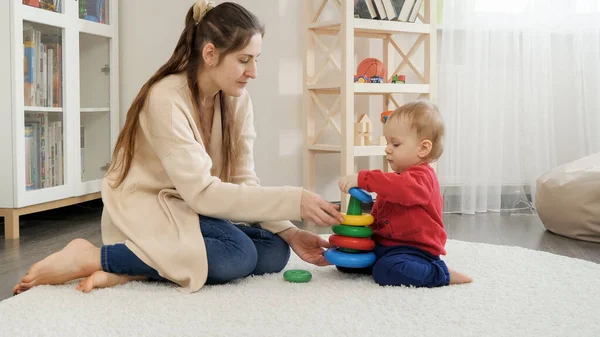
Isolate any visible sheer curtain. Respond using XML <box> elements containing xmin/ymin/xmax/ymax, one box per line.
<box><xmin>436</xmin><ymin>0</ymin><xmax>600</xmax><ymax>214</ymax></box>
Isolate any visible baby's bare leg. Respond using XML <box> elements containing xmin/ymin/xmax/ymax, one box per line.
<box><xmin>76</xmin><ymin>271</ymin><xmax>147</xmax><ymax>293</ymax></box>
<box><xmin>448</xmin><ymin>267</ymin><xmax>472</xmax><ymax>285</ymax></box>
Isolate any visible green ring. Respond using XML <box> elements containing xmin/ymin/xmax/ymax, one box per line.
<box><xmin>283</xmin><ymin>269</ymin><xmax>312</xmax><ymax>283</ymax></box>
<box><xmin>338</xmin><ymin>247</ymin><xmax>363</xmax><ymax>253</ymax></box>
<box><xmin>332</xmin><ymin>225</ymin><xmax>372</xmax><ymax>238</ymax></box>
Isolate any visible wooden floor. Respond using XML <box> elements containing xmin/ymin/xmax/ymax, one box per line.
<box><xmin>2</xmin><ymin>200</ymin><xmax>599</xmax><ymax>301</ymax></box>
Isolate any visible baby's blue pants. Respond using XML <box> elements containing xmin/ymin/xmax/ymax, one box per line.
<box><xmin>337</xmin><ymin>244</ymin><xmax>450</xmax><ymax>287</ymax></box>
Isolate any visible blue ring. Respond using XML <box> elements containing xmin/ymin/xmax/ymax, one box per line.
<box><xmin>324</xmin><ymin>248</ymin><xmax>376</xmax><ymax>268</ymax></box>
<box><xmin>349</xmin><ymin>187</ymin><xmax>372</xmax><ymax>203</ymax></box>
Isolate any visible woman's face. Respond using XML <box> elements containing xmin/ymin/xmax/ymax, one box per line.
<box><xmin>209</xmin><ymin>33</ymin><xmax>262</xmax><ymax>97</ymax></box>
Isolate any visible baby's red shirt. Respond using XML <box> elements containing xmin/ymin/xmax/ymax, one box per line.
<box><xmin>357</xmin><ymin>163</ymin><xmax>447</xmax><ymax>256</ymax></box>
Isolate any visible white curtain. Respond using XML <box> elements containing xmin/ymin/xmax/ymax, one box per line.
<box><xmin>437</xmin><ymin>0</ymin><xmax>600</xmax><ymax>214</ymax></box>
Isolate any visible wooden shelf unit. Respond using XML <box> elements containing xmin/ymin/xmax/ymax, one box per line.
<box><xmin>303</xmin><ymin>0</ymin><xmax>437</xmax><ymax>211</ymax></box>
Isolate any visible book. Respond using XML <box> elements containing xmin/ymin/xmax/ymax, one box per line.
<box><xmin>408</xmin><ymin>0</ymin><xmax>424</xmax><ymax>23</ymax></box>
<box><xmin>373</xmin><ymin>0</ymin><xmax>388</xmax><ymax>20</ymax></box>
<box><xmin>354</xmin><ymin>0</ymin><xmax>377</xmax><ymax>19</ymax></box>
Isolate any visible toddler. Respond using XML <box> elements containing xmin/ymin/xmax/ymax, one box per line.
<box><xmin>338</xmin><ymin>100</ymin><xmax>472</xmax><ymax>287</ymax></box>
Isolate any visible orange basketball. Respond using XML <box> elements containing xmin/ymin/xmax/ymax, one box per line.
<box><xmin>356</xmin><ymin>58</ymin><xmax>386</xmax><ymax>79</ymax></box>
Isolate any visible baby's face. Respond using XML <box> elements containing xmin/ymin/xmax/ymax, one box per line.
<box><xmin>383</xmin><ymin>118</ymin><xmax>426</xmax><ymax>172</ymax></box>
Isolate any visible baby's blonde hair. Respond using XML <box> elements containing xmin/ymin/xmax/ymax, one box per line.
<box><xmin>387</xmin><ymin>100</ymin><xmax>445</xmax><ymax>162</ymax></box>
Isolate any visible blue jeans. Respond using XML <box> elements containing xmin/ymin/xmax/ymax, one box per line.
<box><xmin>100</xmin><ymin>216</ymin><xmax>291</xmax><ymax>284</ymax></box>
<box><xmin>337</xmin><ymin>244</ymin><xmax>450</xmax><ymax>287</ymax></box>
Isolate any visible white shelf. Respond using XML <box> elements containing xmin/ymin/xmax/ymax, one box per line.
<box><xmin>307</xmin><ymin>84</ymin><xmax>341</xmax><ymax>93</ymax></box>
<box><xmin>21</xmin><ymin>4</ymin><xmax>67</xmax><ymax>29</ymax></box>
<box><xmin>309</xmin><ymin>18</ymin><xmax>432</xmax><ymax>38</ymax></box>
<box><xmin>354</xmin><ymin>145</ymin><xmax>386</xmax><ymax>157</ymax></box>
<box><xmin>80</xmin><ymin>107</ymin><xmax>110</xmax><ymax>113</ymax></box>
<box><xmin>307</xmin><ymin>144</ymin><xmax>341</xmax><ymax>153</ymax></box>
<box><xmin>307</xmin><ymin>83</ymin><xmax>430</xmax><ymax>95</ymax></box>
<box><xmin>307</xmin><ymin>144</ymin><xmax>386</xmax><ymax>157</ymax></box>
<box><xmin>77</xmin><ymin>19</ymin><xmax>114</xmax><ymax>38</ymax></box>
<box><xmin>354</xmin><ymin>83</ymin><xmax>430</xmax><ymax>94</ymax></box>
<box><xmin>24</xmin><ymin>106</ymin><xmax>63</xmax><ymax>112</ymax></box>
<box><xmin>354</xmin><ymin>18</ymin><xmax>432</xmax><ymax>35</ymax></box>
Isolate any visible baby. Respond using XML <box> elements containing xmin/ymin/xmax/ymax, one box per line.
<box><xmin>338</xmin><ymin>100</ymin><xmax>471</xmax><ymax>287</ymax></box>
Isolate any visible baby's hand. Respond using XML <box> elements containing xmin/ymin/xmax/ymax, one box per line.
<box><xmin>338</xmin><ymin>174</ymin><xmax>359</xmax><ymax>193</ymax></box>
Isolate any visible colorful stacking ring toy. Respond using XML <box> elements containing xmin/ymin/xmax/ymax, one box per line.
<box><xmin>325</xmin><ymin>187</ymin><xmax>378</xmax><ymax>270</ymax></box>
<box><xmin>332</xmin><ymin>224</ymin><xmax>372</xmax><ymax>238</ymax></box>
<box><xmin>324</xmin><ymin>248</ymin><xmax>376</xmax><ymax>268</ymax></box>
<box><xmin>329</xmin><ymin>234</ymin><xmax>375</xmax><ymax>251</ymax></box>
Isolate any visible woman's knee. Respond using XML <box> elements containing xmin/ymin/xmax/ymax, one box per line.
<box><xmin>253</xmin><ymin>231</ymin><xmax>290</xmax><ymax>275</ymax></box>
<box><xmin>205</xmin><ymin>231</ymin><xmax>258</xmax><ymax>284</ymax></box>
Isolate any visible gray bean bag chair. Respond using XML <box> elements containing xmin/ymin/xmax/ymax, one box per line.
<box><xmin>535</xmin><ymin>152</ymin><xmax>600</xmax><ymax>243</ymax></box>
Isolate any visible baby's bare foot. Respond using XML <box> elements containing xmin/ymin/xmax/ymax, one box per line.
<box><xmin>13</xmin><ymin>238</ymin><xmax>101</xmax><ymax>294</ymax></box>
<box><xmin>76</xmin><ymin>271</ymin><xmax>146</xmax><ymax>293</ymax></box>
<box><xmin>449</xmin><ymin>267</ymin><xmax>472</xmax><ymax>285</ymax></box>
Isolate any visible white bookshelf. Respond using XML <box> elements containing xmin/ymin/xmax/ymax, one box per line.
<box><xmin>303</xmin><ymin>0</ymin><xmax>437</xmax><ymax>211</ymax></box>
<box><xmin>0</xmin><ymin>0</ymin><xmax>118</xmax><ymax>239</ymax></box>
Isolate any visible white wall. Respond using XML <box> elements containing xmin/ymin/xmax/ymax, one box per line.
<box><xmin>118</xmin><ymin>1</ymin><xmax>191</xmax><ymax>125</ymax></box>
<box><xmin>118</xmin><ymin>0</ymin><xmax>422</xmax><ymax>201</ymax></box>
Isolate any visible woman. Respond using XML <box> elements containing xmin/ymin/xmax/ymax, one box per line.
<box><xmin>13</xmin><ymin>0</ymin><xmax>342</xmax><ymax>294</ymax></box>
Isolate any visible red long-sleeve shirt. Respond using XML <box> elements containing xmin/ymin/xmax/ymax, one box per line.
<box><xmin>357</xmin><ymin>163</ymin><xmax>447</xmax><ymax>256</ymax></box>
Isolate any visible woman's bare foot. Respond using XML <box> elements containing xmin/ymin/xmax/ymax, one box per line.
<box><xmin>76</xmin><ymin>271</ymin><xmax>146</xmax><ymax>293</ymax></box>
<box><xmin>449</xmin><ymin>267</ymin><xmax>472</xmax><ymax>285</ymax></box>
<box><xmin>12</xmin><ymin>238</ymin><xmax>101</xmax><ymax>294</ymax></box>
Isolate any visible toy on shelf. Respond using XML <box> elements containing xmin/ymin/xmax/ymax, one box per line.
<box><xmin>354</xmin><ymin>75</ymin><xmax>368</xmax><ymax>83</ymax></box>
<box><xmin>391</xmin><ymin>74</ymin><xmax>406</xmax><ymax>84</ymax></box>
<box><xmin>379</xmin><ymin>110</ymin><xmax>393</xmax><ymax>145</ymax></box>
<box><xmin>324</xmin><ymin>188</ymin><xmax>376</xmax><ymax>269</ymax></box>
<box><xmin>355</xmin><ymin>114</ymin><xmax>373</xmax><ymax>146</ymax></box>
<box><xmin>354</xmin><ymin>57</ymin><xmax>387</xmax><ymax>83</ymax></box>
<box><xmin>380</xmin><ymin>110</ymin><xmax>392</xmax><ymax>124</ymax></box>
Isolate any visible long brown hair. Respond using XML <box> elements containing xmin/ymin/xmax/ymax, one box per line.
<box><xmin>108</xmin><ymin>1</ymin><xmax>265</xmax><ymax>187</ymax></box>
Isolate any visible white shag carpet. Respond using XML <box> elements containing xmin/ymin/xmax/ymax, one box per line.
<box><xmin>1</xmin><ymin>237</ymin><xmax>600</xmax><ymax>337</ymax></box>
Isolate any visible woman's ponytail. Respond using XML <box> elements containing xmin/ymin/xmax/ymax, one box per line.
<box><xmin>193</xmin><ymin>0</ymin><xmax>216</xmax><ymax>24</ymax></box>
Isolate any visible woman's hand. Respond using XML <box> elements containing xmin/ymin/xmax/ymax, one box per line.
<box><xmin>338</xmin><ymin>174</ymin><xmax>359</xmax><ymax>193</ymax></box>
<box><xmin>280</xmin><ymin>228</ymin><xmax>332</xmax><ymax>266</ymax></box>
<box><xmin>301</xmin><ymin>189</ymin><xmax>344</xmax><ymax>226</ymax></box>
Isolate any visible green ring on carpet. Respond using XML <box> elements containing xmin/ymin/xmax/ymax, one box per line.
<box><xmin>332</xmin><ymin>224</ymin><xmax>372</xmax><ymax>238</ymax></box>
<box><xmin>283</xmin><ymin>269</ymin><xmax>312</xmax><ymax>283</ymax></box>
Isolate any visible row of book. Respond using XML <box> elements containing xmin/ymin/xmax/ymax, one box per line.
<box><xmin>23</xmin><ymin>24</ymin><xmax>63</xmax><ymax>108</ymax></box>
<box><xmin>24</xmin><ymin>112</ymin><xmax>63</xmax><ymax>190</ymax></box>
<box><xmin>355</xmin><ymin>0</ymin><xmax>424</xmax><ymax>23</ymax></box>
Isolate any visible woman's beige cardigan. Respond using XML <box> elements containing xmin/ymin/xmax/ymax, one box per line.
<box><xmin>100</xmin><ymin>73</ymin><xmax>302</xmax><ymax>293</ymax></box>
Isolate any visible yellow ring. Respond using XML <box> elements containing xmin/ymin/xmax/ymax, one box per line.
<box><xmin>341</xmin><ymin>214</ymin><xmax>374</xmax><ymax>226</ymax></box>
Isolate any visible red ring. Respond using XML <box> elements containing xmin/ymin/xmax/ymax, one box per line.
<box><xmin>329</xmin><ymin>234</ymin><xmax>375</xmax><ymax>251</ymax></box>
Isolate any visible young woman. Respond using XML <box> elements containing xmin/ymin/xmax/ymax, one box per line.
<box><xmin>13</xmin><ymin>0</ymin><xmax>343</xmax><ymax>294</ymax></box>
